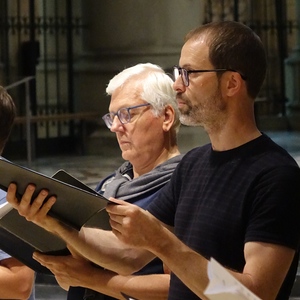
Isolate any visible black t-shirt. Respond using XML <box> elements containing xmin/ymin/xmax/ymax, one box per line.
<box><xmin>148</xmin><ymin>134</ymin><xmax>300</xmax><ymax>300</ymax></box>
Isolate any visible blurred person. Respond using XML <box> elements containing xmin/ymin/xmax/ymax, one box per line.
<box><xmin>0</xmin><ymin>86</ymin><xmax>35</xmax><ymax>299</ymax></box>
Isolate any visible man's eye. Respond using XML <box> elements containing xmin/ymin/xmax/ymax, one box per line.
<box><xmin>129</xmin><ymin>112</ymin><xmax>137</xmax><ymax>117</ymax></box>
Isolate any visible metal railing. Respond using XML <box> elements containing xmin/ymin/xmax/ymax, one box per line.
<box><xmin>5</xmin><ymin>76</ymin><xmax>35</xmax><ymax>167</ymax></box>
<box><xmin>5</xmin><ymin>77</ymin><xmax>100</xmax><ymax>167</ymax></box>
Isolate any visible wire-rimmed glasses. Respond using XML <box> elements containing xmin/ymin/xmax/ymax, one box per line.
<box><xmin>173</xmin><ymin>66</ymin><xmax>246</xmax><ymax>87</ymax></box>
<box><xmin>102</xmin><ymin>103</ymin><xmax>151</xmax><ymax>129</ymax></box>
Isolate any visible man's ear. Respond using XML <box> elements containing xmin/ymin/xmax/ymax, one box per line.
<box><xmin>162</xmin><ymin>105</ymin><xmax>175</xmax><ymax>132</ymax></box>
<box><xmin>225</xmin><ymin>72</ymin><xmax>243</xmax><ymax>97</ymax></box>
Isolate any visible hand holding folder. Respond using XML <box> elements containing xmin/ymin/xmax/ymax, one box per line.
<box><xmin>0</xmin><ymin>157</ymin><xmax>111</xmax><ymax>273</ymax></box>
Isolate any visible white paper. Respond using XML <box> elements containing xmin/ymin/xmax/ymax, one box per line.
<box><xmin>204</xmin><ymin>258</ymin><xmax>261</xmax><ymax>300</ymax></box>
<box><xmin>0</xmin><ymin>189</ymin><xmax>13</xmax><ymax>218</ymax></box>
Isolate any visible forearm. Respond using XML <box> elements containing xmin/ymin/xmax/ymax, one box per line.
<box><xmin>81</xmin><ymin>267</ymin><xmax>170</xmax><ymax>300</ymax></box>
<box><xmin>0</xmin><ymin>259</ymin><xmax>35</xmax><ymax>299</ymax></box>
<box><xmin>53</xmin><ymin>223</ymin><xmax>152</xmax><ymax>274</ymax></box>
<box><xmin>149</xmin><ymin>228</ymin><xmax>290</xmax><ymax>300</ymax></box>
<box><xmin>148</xmin><ymin>226</ymin><xmax>210</xmax><ymax>300</ymax></box>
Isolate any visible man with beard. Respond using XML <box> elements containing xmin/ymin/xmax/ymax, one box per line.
<box><xmin>7</xmin><ymin>21</ymin><xmax>300</xmax><ymax>300</ymax></box>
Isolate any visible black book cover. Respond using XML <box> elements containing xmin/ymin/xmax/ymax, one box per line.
<box><xmin>0</xmin><ymin>158</ymin><xmax>111</xmax><ymax>273</ymax></box>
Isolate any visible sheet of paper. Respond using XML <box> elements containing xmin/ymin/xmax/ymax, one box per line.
<box><xmin>204</xmin><ymin>258</ymin><xmax>261</xmax><ymax>300</ymax></box>
<box><xmin>0</xmin><ymin>189</ymin><xmax>12</xmax><ymax>218</ymax></box>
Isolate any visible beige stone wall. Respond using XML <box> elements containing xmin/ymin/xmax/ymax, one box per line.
<box><xmin>75</xmin><ymin>0</ymin><xmax>205</xmax><ymax>115</ymax></box>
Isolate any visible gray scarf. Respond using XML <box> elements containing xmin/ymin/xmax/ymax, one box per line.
<box><xmin>102</xmin><ymin>154</ymin><xmax>184</xmax><ymax>201</ymax></box>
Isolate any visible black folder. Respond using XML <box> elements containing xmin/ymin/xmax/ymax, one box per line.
<box><xmin>0</xmin><ymin>157</ymin><xmax>111</xmax><ymax>273</ymax></box>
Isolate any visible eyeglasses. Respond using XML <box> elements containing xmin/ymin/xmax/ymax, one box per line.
<box><xmin>102</xmin><ymin>103</ymin><xmax>151</xmax><ymax>129</ymax></box>
<box><xmin>173</xmin><ymin>66</ymin><xmax>246</xmax><ymax>87</ymax></box>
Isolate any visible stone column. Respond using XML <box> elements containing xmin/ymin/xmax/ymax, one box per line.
<box><xmin>284</xmin><ymin>1</ymin><xmax>300</xmax><ymax>118</ymax></box>
<box><xmin>35</xmin><ymin>0</ymin><xmax>83</xmax><ymax>138</ymax></box>
<box><xmin>74</xmin><ymin>0</ymin><xmax>204</xmax><ymax>115</ymax></box>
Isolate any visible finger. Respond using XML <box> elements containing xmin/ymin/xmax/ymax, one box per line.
<box><xmin>32</xmin><ymin>252</ymin><xmax>49</xmax><ymax>264</ymax></box>
<box><xmin>24</xmin><ymin>189</ymin><xmax>48</xmax><ymax>219</ymax></box>
<box><xmin>110</xmin><ymin>226</ymin><xmax>123</xmax><ymax>240</ymax></box>
<box><xmin>109</xmin><ymin>216</ymin><xmax>120</xmax><ymax>229</ymax></box>
<box><xmin>32</xmin><ymin>255</ymin><xmax>51</xmax><ymax>268</ymax></box>
<box><xmin>108</xmin><ymin>211</ymin><xmax>125</xmax><ymax>224</ymax></box>
<box><xmin>25</xmin><ymin>193</ymin><xmax>56</xmax><ymax>222</ymax></box>
<box><xmin>6</xmin><ymin>183</ymin><xmax>20</xmax><ymax>207</ymax></box>
<box><xmin>109</xmin><ymin>216</ymin><xmax>127</xmax><ymax>237</ymax></box>
<box><xmin>107</xmin><ymin>197</ymin><xmax>127</xmax><ymax>206</ymax></box>
<box><xmin>36</xmin><ymin>195</ymin><xmax>56</xmax><ymax>215</ymax></box>
<box><xmin>33</xmin><ymin>252</ymin><xmax>59</xmax><ymax>265</ymax></box>
<box><xmin>19</xmin><ymin>184</ymin><xmax>36</xmax><ymax>206</ymax></box>
<box><xmin>17</xmin><ymin>184</ymin><xmax>38</xmax><ymax>217</ymax></box>
<box><xmin>34</xmin><ymin>256</ymin><xmax>65</xmax><ymax>274</ymax></box>
<box><xmin>106</xmin><ymin>199</ymin><xmax>131</xmax><ymax>214</ymax></box>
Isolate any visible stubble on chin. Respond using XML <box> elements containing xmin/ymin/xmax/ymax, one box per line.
<box><xmin>179</xmin><ymin>114</ymin><xmax>202</xmax><ymax>127</ymax></box>
<box><xmin>178</xmin><ymin>103</ymin><xmax>203</xmax><ymax>127</ymax></box>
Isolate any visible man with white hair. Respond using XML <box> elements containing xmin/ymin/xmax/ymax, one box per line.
<box><xmin>9</xmin><ymin>63</ymin><xmax>182</xmax><ymax>300</ymax></box>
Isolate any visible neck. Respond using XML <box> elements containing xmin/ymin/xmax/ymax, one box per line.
<box><xmin>205</xmin><ymin>116</ymin><xmax>261</xmax><ymax>151</ymax></box>
<box><xmin>204</xmin><ymin>98</ymin><xmax>262</xmax><ymax>151</ymax></box>
<box><xmin>133</xmin><ymin>146</ymin><xmax>180</xmax><ymax>178</ymax></box>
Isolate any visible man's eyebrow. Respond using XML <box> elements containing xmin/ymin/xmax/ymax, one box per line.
<box><xmin>181</xmin><ymin>64</ymin><xmax>195</xmax><ymax>69</ymax></box>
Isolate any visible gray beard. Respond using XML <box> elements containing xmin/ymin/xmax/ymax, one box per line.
<box><xmin>179</xmin><ymin>114</ymin><xmax>202</xmax><ymax>127</ymax></box>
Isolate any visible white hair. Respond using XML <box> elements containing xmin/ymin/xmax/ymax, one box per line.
<box><xmin>106</xmin><ymin>63</ymin><xmax>180</xmax><ymax>132</ymax></box>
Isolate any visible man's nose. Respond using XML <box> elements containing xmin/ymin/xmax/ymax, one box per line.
<box><xmin>110</xmin><ymin>115</ymin><xmax>124</xmax><ymax>132</ymax></box>
<box><xmin>173</xmin><ymin>76</ymin><xmax>186</xmax><ymax>92</ymax></box>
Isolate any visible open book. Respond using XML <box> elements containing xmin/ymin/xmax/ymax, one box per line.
<box><xmin>0</xmin><ymin>157</ymin><xmax>111</xmax><ymax>273</ymax></box>
<box><xmin>204</xmin><ymin>258</ymin><xmax>261</xmax><ymax>300</ymax></box>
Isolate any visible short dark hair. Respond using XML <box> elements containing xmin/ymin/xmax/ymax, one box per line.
<box><xmin>185</xmin><ymin>21</ymin><xmax>267</xmax><ymax>99</ymax></box>
<box><xmin>0</xmin><ymin>86</ymin><xmax>16</xmax><ymax>153</ymax></box>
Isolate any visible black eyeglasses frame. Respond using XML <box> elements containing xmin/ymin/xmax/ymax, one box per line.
<box><xmin>173</xmin><ymin>66</ymin><xmax>246</xmax><ymax>87</ymax></box>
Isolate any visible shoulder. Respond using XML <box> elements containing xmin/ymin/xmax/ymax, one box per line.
<box><xmin>251</xmin><ymin>134</ymin><xmax>299</xmax><ymax>169</ymax></box>
<box><xmin>181</xmin><ymin>143</ymin><xmax>211</xmax><ymax>161</ymax></box>
<box><xmin>95</xmin><ymin>161</ymin><xmax>133</xmax><ymax>193</ymax></box>
<box><xmin>175</xmin><ymin>143</ymin><xmax>211</xmax><ymax>171</ymax></box>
